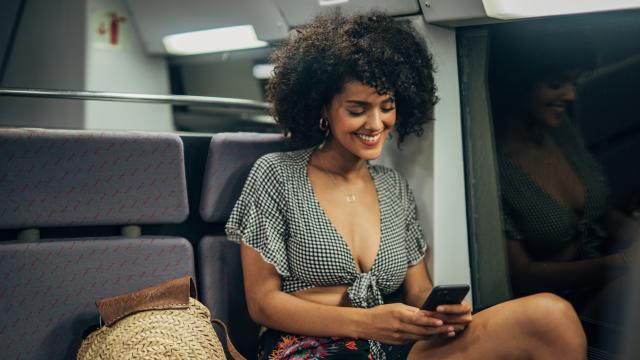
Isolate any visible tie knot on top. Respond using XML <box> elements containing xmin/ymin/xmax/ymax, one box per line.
<box><xmin>347</xmin><ymin>272</ymin><xmax>383</xmax><ymax>309</ymax></box>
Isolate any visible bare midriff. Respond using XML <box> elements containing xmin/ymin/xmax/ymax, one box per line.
<box><xmin>544</xmin><ymin>240</ymin><xmax>580</xmax><ymax>261</ymax></box>
<box><xmin>292</xmin><ymin>285</ymin><xmax>352</xmax><ymax>307</ymax></box>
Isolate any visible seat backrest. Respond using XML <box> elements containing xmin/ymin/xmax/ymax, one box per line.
<box><xmin>200</xmin><ymin>132</ymin><xmax>286</xmax><ymax>223</ymax></box>
<box><xmin>0</xmin><ymin>128</ymin><xmax>188</xmax><ymax>229</ymax></box>
<box><xmin>198</xmin><ymin>132</ymin><xmax>286</xmax><ymax>358</ymax></box>
<box><xmin>199</xmin><ymin>235</ymin><xmax>257</xmax><ymax>358</ymax></box>
<box><xmin>0</xmin><ymin>128</ymin><xmax>194</xmax><ymax>360</ymax></box>
<box><xmin>575</xmin><ymin>56</ymin><xmax>640</xmax><ymax>207</ymax></box>
<box><xmin>576</xmin><ymin>55</ymin><xmax>640</xmax><ymax>149</ymax></box>
<box><xmin>0</xmin><ymin>237</ymin><xmax>196</xmax><ymax>360</ymax></box>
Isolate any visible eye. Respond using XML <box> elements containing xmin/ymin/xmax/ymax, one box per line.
<box><xmin>347</xmin><ymin>108</ymin><xmax>365</xmax><ymax>116</ymax></box>
<box><xmin>381</xmin><ymin>106</ymin><xmax>396</xmax><ymax>113</ymax></box>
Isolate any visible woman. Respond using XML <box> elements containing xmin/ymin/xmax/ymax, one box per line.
<box><xmin>489</xmin><ymin>25</ymin><xmax>639</xmax><ymax>323</ymax></box>
<box><xmin>227</xmin><ymin>12</ymin><xmax>586</xmax><ymax>360</ymax></box>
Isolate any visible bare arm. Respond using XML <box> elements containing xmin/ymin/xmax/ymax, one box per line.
<box><xmin>402</xmin><ymin>250</ymin><xmax>472</xmax><ymax>335</ymax></box>
<box><xmin>240</xmin><ymin>242</ymin><xmax>451</xmax><ymax>344</ymax></box>
<box><xmin>507</xmin><ymin>238</ymin><xmax>627</xmax><ymax>295</ymax></box>
<box><xmin>403</xmin><ymin>252</ymin><xmax>432</xmax><ymax>308</ymax></box>
<box><xmin>602</xmin><ymin>209</ymin><xmax>640</xmax><ymax>250</ymax></box>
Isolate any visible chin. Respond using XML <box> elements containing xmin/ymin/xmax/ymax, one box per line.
<box><xmin>348</xmin><ymin>135</ymin><xmax>386</xmax><ymax>160</ymax></box>
<box><xmin>544</xmin><ymin>116</ymin><xmax>563</xmax><ymax>128</ymax></box>
<box><xmin>357</xmin><ymin>149</ymin><xmax>383</xmax><ymax>161</ymax></box>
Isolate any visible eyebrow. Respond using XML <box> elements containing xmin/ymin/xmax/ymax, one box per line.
<box><xmin>345</xmin><ymin>98</ymin><xmax>395</xmax><ymax>106</ymax></box>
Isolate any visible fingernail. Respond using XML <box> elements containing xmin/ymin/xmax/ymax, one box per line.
<box><xmin>449</xmin><ymin>331</ymin><xmax>456</xmax><ymax>337</ymax></box>
<box><xmin>435</xmin><ymin>320</ymin><xmax>443</xmax><ymax>326</ymax></box>
<box><xmin>437</xmin><ymin>306</ymin><xmax>444</xmax><ymax>312</ymax></box>
<box><xmin>448</xmin><ymin>326</ymin><xmax>454</xmax><ymax>332</ymax></box>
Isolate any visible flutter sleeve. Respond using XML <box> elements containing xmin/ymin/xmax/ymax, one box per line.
<box><xmin>501</xmin><ymin>203</ymin><xmax>524</xmax><ymax>241</ymax></box>
<box><xmin>225</xmin><ymin>156</ymin><xmax>290</xmax><ymax>276</ymax></box>
<box><xmin>402</xmin><ymin>177</ymin><xmax>428</xmax><ymax>266</ymax></box>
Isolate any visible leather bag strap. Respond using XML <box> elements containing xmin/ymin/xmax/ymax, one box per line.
<box><xmin>212</xmin><ymin>319</ymin><xmax>247</xmax><ymax>360</ymax></box>
<box><xmin>96</xmin><ymin>275</ymin><xmax>195</xmax><ymax>326</ymax></box>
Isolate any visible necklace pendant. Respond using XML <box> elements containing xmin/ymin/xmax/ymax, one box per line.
<box><xmin>346</xmin><ymin>194</ymin><xmax>356</xmax><ymax>203</ymax></box>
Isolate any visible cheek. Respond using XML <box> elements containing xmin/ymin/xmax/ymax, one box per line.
<box><xmin>384</xmin><ymin>113</ymin><xmax>397</xmax><ymax>129</ymax></box>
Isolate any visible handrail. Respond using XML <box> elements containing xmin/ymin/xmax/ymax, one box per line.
<box><xmin>0</xmin><ymin>88</ymin><xmax>270</xmax><ymax>111</ymax></box>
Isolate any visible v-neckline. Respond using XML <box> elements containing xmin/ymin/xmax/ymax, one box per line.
<box><xmin>500</xmin><ymin>129</ymin><xmax>590</xmax><ymax>222</ymax></box>
<box><xmin>302</xmin><ymin>148</ymin><xmax>384</xmax><ymax>274</ymax></box>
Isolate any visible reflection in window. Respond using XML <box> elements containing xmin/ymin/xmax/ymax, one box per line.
<box><xmin>488</xmin><ymin>13</ymin><xmax>640</xmax><ymax>349</ymax></box>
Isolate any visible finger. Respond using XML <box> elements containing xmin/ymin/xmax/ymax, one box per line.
<box><xmin>435</xmin><ymin>303</ymin><xmax>471</xmax><ymax>314</ymax></box>
<box><xmin>401</xmin><ymin>323</ymin><xmax>458</xmax><ymax>338</ymax></box>
<box><xmin>426</xmin><ymin>312</ymin><xmax>473</xmax><ymax>325</ymax></box>
<box><xmin>406</xmin><ymin>313</ymin><xmax>444</xmax><ymax>327</ymax></box>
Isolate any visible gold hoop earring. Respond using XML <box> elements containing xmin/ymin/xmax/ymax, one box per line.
<box><xmin>319</xmin><ymin>117</ymin><xmax>329</xmax><ymax>131</ymax></box>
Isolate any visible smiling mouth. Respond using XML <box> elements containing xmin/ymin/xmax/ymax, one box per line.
<box><xmin>548</xmin><ymin>102</ymin><xmax>569</xmax><ymax>112</ymax></box>
<box><xmin>354</xmin><ymin>132</ymin><xmax>382</xmax><ymax>146</ymax></box>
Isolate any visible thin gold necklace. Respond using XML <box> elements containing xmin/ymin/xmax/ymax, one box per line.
<box><xmin>318</xmin><ymin>154</ymin><xmax>356</xmax><ymax>203</ymax></box>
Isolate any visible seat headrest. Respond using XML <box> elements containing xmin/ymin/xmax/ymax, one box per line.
<box><xmin>0</xmin><ymin>128</ymin><xmax>189</xmax><ymax>229</ymax></box>
<box><xmin>576</xmin><ymin>55</ymin><xmax>640</xmax><ymax>147</ymax></box>
<box><xmin>200</xmin><ymin>132</ymin><xmax>286</xmax><ymax>223</ymax></box>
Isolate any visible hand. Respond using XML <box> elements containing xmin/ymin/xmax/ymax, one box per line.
<box><xmin>621</xmin><ymin>241</ymin><xmax>639</xmax><ymax>268</ymax></box>
<box><xmin>424</xmin><ymin>301</ymin><xmax>473</xmax><ymax>338</ymax></box>
<box><xmin>361</xmin><ymin>303</ymin><xmax>459</xmax><ymax>345</ymax></box>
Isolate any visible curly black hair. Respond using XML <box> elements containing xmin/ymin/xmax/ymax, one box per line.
<box><xmin>488</xmin><ymin>22</ymin><xmax>596</xmax><ymax>136</ymax></box>
<box><xmin>266</xmin><ymin>11</ymin><xmax>438</xmax><ymax>148</ymax></box>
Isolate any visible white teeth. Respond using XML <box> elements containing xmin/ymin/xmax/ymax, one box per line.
<box><xmin>356</xmin><ymin>133</ymin><xmax>380</xmax><ymax>142</ymax></box>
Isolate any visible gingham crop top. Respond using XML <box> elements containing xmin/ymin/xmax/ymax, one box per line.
<box><xmin>225</xmin><ymin>147</ymin><xmax>427</xmax><ymax>309</ymax></box>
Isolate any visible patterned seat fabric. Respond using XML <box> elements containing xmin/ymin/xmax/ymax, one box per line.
<box><xmin>199</xmin><ymin>236</ymin><xmax>258</xmax><ymax>359</ymax></box>
<box><xmin>0</xmin><ymin>128</ymin><xmax>189</xmax><ymax>229</ymax></box>
<box><xmin>198</xmin><ymin>132</ymin><xmax>286</xmax><ymax>358</ymax></box>
<box><xmin>0</xmin><ymin>237</ymin><xmax>195</xmax><ymax>360</ymax></box>
<box><xmin>0</xmin><ymin>128</ymin><xmax>194</xmax><ymax>360</ymax></box>
<box><xmin>200</xmin><ymin>132</ymin><xmax>286</xmax><ymax>223</ymax></box>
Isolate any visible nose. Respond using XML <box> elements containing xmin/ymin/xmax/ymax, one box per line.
<box><xmin>561</xmin><ymin>83</ymin><xmax>577</xmax><ymax>102</ymax></box>
<box><xmin>365</xmin><ymin>108</ymin><xmax>384</xmax><ymax>131</ymax></box>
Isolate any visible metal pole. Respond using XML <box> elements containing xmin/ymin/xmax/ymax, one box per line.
<box><xmin>0</xmin><ymin>88</ymin><xmax>270</xmax><ymax>111</ymax></box>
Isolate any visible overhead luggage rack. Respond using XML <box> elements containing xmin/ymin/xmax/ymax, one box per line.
<box><xmin>0</xmin><ymin>87</ymin><xmax>270</xmax><ymax>111</ymax></box>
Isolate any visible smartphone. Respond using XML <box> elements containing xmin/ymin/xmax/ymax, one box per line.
<box><xmin>421</xmin><ymin>284</ymin><xmax>470</xmax><ymax>311</ymax></box>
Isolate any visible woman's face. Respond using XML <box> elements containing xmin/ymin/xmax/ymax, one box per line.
<box><xmin>528</xmin><ymin>76</ymin><xmax>577</xmax><ymax>128</ymax></box>
<box><xmin>325</xmin><ymin>80</ymin><xmax>396</xmax><ymax>161</ymax></box>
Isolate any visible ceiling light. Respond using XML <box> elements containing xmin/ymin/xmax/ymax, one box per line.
<box><xmin>163</xmin><ymin>25</ymin><xmax>268</xmax><ymax>55</ymax></box>
<box><xmin>483</xmin><ymin>0</ymin><xmax>640</xmax><ymax>20</ymax></box>
<box><xmin>252</xmin><ymin>64</ymin><xmax>275</xmax><ymax>79</ymax></box>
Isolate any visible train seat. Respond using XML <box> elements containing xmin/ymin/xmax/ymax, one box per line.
<box><xmin>0</xmin><ymin>128</ymin><xmax>194</xmax><ymax>360</ymax></box>
<box><xmin>198</xmin><ymin>132</ymin><xmax>286</xmax><ymax>358</ymax></box>
<box><xmin>576</xmin><ymin>55</ymin><xmax>640</xmax><ymax>209</ymax></box>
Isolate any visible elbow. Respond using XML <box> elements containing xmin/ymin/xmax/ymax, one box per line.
<box><xmin>245</xmin><ymin>291</ymin><xmax>274</xmax><ymax>325</ymax></box>
<box><xmin>509</xmin><ymin>263</ymin><xmax>538</xmax><ymax>295</ymax></box>
<box><xmin>246</xmin><ymin>297</ymin><xmax>265</xmax><ymax>324</ymax></box>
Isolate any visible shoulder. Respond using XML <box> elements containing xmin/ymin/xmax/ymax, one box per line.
<box><xmin>251</xmin><ymin>148</ymin><xmax>310</xmax><ymax>175</ymax></box>
<box><xmin>369</xmin><ymin>163</ymin><xmax>401</xmax><ymax>181</ymax></box>
<box><xmin>369</xmin><ymin>164</ymin><xmax>412</xmax><ymax>197</ymax></box>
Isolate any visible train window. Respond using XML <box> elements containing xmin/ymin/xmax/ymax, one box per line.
<box><xmin>168</xmin><ymin>47</ymin><xmax>279</xmax><ymax>133</ymax></box>
<box><xmin>460</xmin><ymin>9</ymin><xmax>640</xmax><ymax>355</ymax></box>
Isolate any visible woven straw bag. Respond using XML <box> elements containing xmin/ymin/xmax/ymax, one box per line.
<box><xmin>77</xmin><ymin>276</ymin><xmax>245</xmax><ymax>360</ymax></box>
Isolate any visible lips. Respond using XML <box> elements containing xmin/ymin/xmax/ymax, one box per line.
<box><xmin>548</xmin><ymin>102</ymin><xmax>569</xmax><ymax>112</ymax></box>
<box><xmin>354</xmin><ymin>132</ymin><xmax>381</xmax><ymax>146</ymax></box>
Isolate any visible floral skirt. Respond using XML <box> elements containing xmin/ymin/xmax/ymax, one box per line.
<box><xmin>259</xmin><ymin>328</ymin><xmax>415</xmax><ymax>360</ymax></box>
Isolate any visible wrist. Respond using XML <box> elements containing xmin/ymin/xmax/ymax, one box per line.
<box><xmin>608</xmin><ymin>252</ymin><xmax>629</xmax><ymax>271</ymax></box>
<box><xmin>621</xmin><ymin>248</ymin><xmax>634</xmax><ymax>267</ymax></box>
<box><xmin>349</xmin><ymin>307</ymin><xmax>371</xmax><ymax>339</ymax></box>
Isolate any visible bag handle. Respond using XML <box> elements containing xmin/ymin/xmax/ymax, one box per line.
<box><xmin>212</xmin><ymin>319</ymin><xmax>247</xmax><ymax>360</ymax></box>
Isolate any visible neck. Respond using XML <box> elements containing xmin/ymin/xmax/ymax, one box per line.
<box><xmin>315</xmin><ymin>137</ymin><xmax>368</xmax><ymax>179</ymax></box>
<box><xmin>497</xmin><ymin>115</ymin><xmax>548</xmax><ymax>148</ymax></box>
